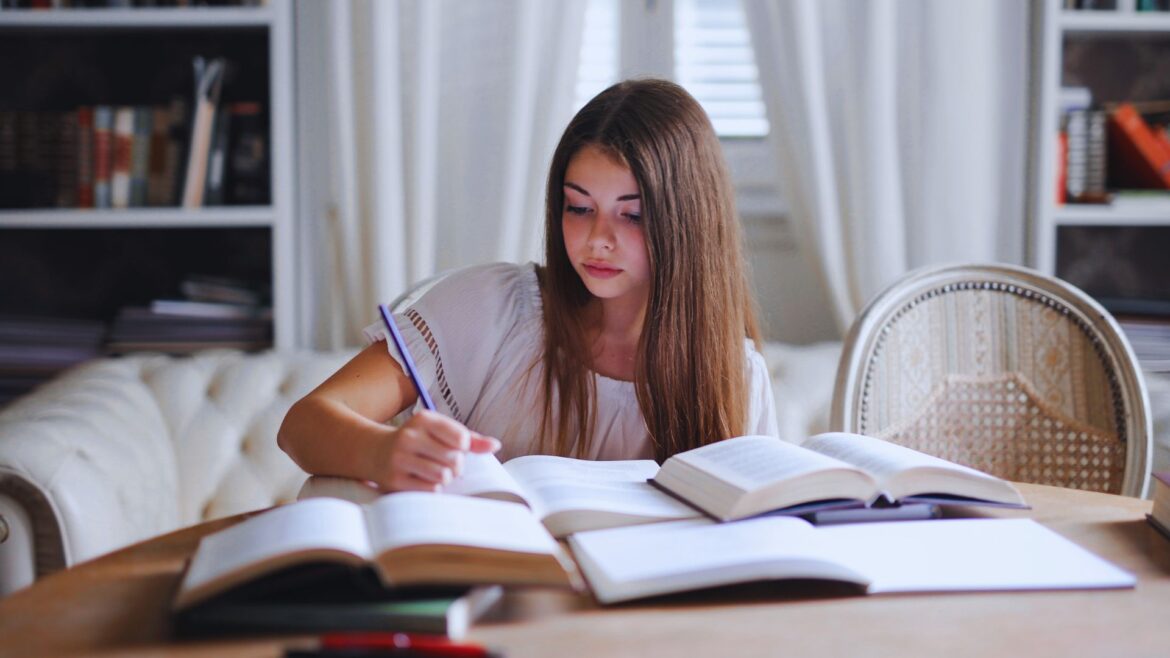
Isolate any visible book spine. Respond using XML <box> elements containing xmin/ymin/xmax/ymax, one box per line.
<box><xmin>129</xmin><ymin>106</ymin><xmax>152</xmax><ymax>207</ymax></box>
<box><xmin>1108</xmin><ymin>103</ymin><xmax>1170</xmax><ymax>189</ymax></box>
<box><xmin>76</xmin><ymin>106</ymin><xmax>94</xmax><ymax>208</ymax></box>
<box><xmin>55</xmin><ymin>110</ymin><xmax>78</xmax><ymax>208</ymax></box>
<box><xmin>92</xmin><ymin>105</ymin><xmax>113</xmax><ymax>209</ymax></box>
<box><xmin>147</xmin><ymin>105</ymin><xmax>170</xmax><ymax>206</ymax></box>
<box><xmin>111</xmin><ymin>106</ymin><xmax>134</xmax><ymax>209</ymax></box>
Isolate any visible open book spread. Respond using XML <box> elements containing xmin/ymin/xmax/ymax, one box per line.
<box><xmin>651</xmin><ymin>432</ymin><xmax>1027</xmax><ymax>521</ymax></box>
<box><xmin>568</xmin><ymin>517</ymin><xmax>1135</xmax><ymax>604</ymax></box>
<box><xmin>174</xmin><ymin>493</ymin><xmax>581</xmax><ymax>611</ymax></box>
<box><xmin>441</xmin><ymin>453</ymin><xmax>702</xmax><ymax>536</ymax></box>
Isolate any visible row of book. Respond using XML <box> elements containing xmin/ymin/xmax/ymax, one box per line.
<box><xmin>0</xmin><ymin>275</ymin><xmax>271</xmax><ymax>407</ymax></box>
<box><xmin>0</xmin><ymin>57</ymin><xmax>269</xmax><ymax>210</ymax></box>
<box><xmin>1064</xmin><ymin>0</ymin><xmax>1170</xmax><ymax>10</ymax></box>
<box><xmin>1058</xmin><ymin>91</ymin><xmax>1170</xmax><ymax>206</ymax></box>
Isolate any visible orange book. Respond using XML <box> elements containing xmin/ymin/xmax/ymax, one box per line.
<box><xmin>1107</xmin><ymin>103</ymin><xmax>1170</xmax><ymax>189</ymax></box>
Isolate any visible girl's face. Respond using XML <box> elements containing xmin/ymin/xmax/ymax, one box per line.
<box><xmin>561</xmin><ymin>144</ymin><xmax>650</xmax><ymax>310</ymax></box>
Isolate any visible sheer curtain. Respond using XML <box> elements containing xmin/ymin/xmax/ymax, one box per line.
<box><xmin>744</xmin><ymin>0</ymin><xmax>1029</xmax><ymax>332</ymax></box>
<box><xmin>296</xmin><ymin>0</ymin><xmax>585</xmax><ymax>349</ymax></box>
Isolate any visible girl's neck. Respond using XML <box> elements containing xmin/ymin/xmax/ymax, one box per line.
<box><xmin>582</xmin><ymin>297</ymin><xmax>645</xmax><ymax>381</ymax></box>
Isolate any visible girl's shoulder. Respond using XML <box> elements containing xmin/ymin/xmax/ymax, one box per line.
<box><xmin>427</xmin><ymin>261</ymin><xmax>542</xmax><ymax>313</ymax></box>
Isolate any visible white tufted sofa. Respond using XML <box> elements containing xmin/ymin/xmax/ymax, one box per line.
<box><xmin>0</xmin><ymin>349</ymin><xmax>352</xmax><ymax>596</ymax></box>
<box><xmin>0</xmin><ymin>343</ymin><xmax>843</xmax><ymax>597</ymax></box>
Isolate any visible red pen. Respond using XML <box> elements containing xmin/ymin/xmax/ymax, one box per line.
<box><xmin>318</xmin><ymin>632</ymin><xmax>494</xmax><ymax>658</ymax></box>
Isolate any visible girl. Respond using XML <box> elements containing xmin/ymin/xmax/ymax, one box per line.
<box><xmin>278</xmin><ymin>78</ymin><xmax>778</xmax><ymax>492</ymax></box>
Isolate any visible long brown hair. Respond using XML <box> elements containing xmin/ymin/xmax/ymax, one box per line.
<box><xmin>538</xmin><ymin>78</ymin><xmax>761</xmax><ymax>462</ymax></box>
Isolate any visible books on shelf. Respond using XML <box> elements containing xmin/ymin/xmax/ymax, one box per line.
<box><xmin>650</xmin><ymin>432</ymin><xmax>1027</xmax><ymax>522</ymax></box>
<box><xmin>1148</xmin><ymin>472</ymin><xmax>1170</xmax><ymax>541</ymax></box>
<box><xmin>568</xmin><ymin>516</ymin><xmax>1135</xmax><ymax>604</ymax></box>
<box><xmin>0</xmin><ymin>55</ymin><xmax>264</xmax><ymax>210</ymax></box>
<box><xmin>1108</xmin><ymin>102</ymin><xmax>1170</xmax><ymax>190</ymax></box>
<box><xmin>1117</xmin><ymin>316</ymin><xmax>1170</xmax><ymax>372</ymax></box>
<box><xmin>172</xmin><ymin>493</ymin><xmax>583</xmax><ymax>613</ymax></box>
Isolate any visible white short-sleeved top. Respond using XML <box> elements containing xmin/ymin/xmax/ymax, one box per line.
<box><xmin>364</xmin><ymin>262</ymin><xmax>779</xmax><ymax>461</ymax></box>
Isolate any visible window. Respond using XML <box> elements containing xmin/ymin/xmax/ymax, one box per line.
<box><xmin>573</xmin><ymin>0</ymin><xmax>780</xmax><ymax>213</ymax></box>
<box><xmin>575</xmin><ymin>0</ymin><xmax>768</xmax><ymax>139</ymax></box>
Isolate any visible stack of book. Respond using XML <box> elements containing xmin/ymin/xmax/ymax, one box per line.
<box><xmin>106</xmin><ymin>274</ymin><xmax>271</xmax><ymax>354</ymax></box>
<box><xmin>0</xmin><ymin>315</ymin><xmax>104</xmax><ymax>407</ymax></box>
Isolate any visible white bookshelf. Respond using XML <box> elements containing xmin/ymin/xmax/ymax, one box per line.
<box><xmin>1028</xmin><ymin>0</ymin><xmax>1170</xmax><ymax>277</ymax></box>
<box><xmin>0</xmin><ymin>0</ymin><xmax>298</xmax><ymax>349</ymax></box>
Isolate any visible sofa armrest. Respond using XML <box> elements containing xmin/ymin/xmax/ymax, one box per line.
<box><xmin>0</xmin><ymin>359</ymin><xmax>179</xmax><ymax>595</ymax></box>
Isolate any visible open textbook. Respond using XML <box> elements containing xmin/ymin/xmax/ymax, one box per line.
<box><xmin>568</xmin><ymin>517</ymin><xmax>1135</xmax><ymax>604</ymax></box>
<box><xmin>173</xmin><ymin>493</ymin><xmax>581</xmax><ymax>611</ymax></box>
<box><xmin>651</xmin><ymin>432</ymin><xmax>1027</xmax><ymax>521</ymax></box>
<box><xmin>300</xmin><ymin>454</ymin><xmax>702</xmax><ymax>537</ymax></box>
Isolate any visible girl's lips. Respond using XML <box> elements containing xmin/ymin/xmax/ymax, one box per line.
<box><xmin>584</xmin><ymin>262</ymin><xmax>622</xmax><ymax>279</ymax></box>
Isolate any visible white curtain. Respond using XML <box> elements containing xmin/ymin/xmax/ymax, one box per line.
<box><xmin>744</xmin><ymin>0</ymin><xmax>1029</xmax><ymax>332</ymax></box>
<box><xmin>296</xmin><ymin>0</ymin><xmax>586</xmax><ymax>349</ymax></box>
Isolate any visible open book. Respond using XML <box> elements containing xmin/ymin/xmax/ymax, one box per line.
<box><xmin>568</xmin><ymin>517</ymin><xmax>1135</xmax><ymax>604</ymax></box>
<box><xmin>300</xmin><ymin>454</ymin><xmax>702</xmax><ymax>537</ymax></box>
<box><xmin>173</xmin><ymin>493</ymin><xmax>581</xmax><ymax>611</ymax></box>
<box><xmin>651</xmin><ymin>432</ymin><xmax>1027</xmax><ymax>522</ymax></box>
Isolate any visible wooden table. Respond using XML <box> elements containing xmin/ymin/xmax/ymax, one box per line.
<box><xmin>1</xmin><ymin>483</ymin><xmax>1168</xmax><ymax>658</ymax></box>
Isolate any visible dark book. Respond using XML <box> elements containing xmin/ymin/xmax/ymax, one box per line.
<box><xmin>225</xmin><ymin>101</ymin><xmax>269</xmax><ymax>205</ymax></box>
<box><xmin>76</xmin><ymin>107</ymin><xmax>95</xmax><ymax>208</ymax></box>
<box><xmin>174</xmin><ymin>564</ymin><xmax>501</xmax><ymax>640</ymax></box>
<box><xmin>1148</xmin><ymin>472</ymin><xmax>1170</xmax><ymax>542</ymax></box>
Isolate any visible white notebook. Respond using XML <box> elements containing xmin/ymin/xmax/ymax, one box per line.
<box><xmin>568</xmin><ymin>517</ymin><xmax>1135</xmax><ymax>604</ymax></box>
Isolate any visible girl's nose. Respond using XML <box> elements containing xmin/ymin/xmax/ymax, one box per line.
<box><xmin>587</xmin><ymin>214</ymin><xmax>616</xmax><ymax>251</ymax></box>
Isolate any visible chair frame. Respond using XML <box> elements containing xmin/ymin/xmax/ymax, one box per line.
<box><xmin>831</xmin><ymin>262</ymin><xmax>1152</xmax><ymax>498</ymax></box>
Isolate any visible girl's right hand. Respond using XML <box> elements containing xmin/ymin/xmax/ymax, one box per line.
<box><xmin>372</xmin><ymin>410</ymin><xmax>501</xmax><ymax>492</ymax></box>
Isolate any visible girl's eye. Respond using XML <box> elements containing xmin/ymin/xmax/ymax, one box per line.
<box><xmin>623</xmin><ymin>213</ymin><xmax>642</xmax><ymax>224</ymax></box>
<box><xmin>565</xmin><ymin>205</ymin><xmax>590</xmax><ymax>216</ymax></box>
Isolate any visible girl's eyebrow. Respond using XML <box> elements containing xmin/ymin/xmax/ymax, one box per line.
<box><xmin>564</xmin><ymin>181</ymin><xmax>640</xmax><ymax>202</ymax></box>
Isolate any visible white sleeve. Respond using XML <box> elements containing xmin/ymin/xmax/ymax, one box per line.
<box><xmin>745</xmin><ymin>341</ymin><xmax>780</xmax><ymax>438</ymax></box>
<box><xmin>362</xmin><ymin>263</ymin><xmax>536</xmax><ymax>423</ymax></box>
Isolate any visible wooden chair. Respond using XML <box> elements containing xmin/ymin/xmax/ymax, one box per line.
<box><xmin>831</xmin><ymin>263</ymin><xmax>1151</xmax><ymax>497</ymax></box>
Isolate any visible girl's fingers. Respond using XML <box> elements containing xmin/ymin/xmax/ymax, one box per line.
<box><xmin>469</xmin><ymin>433</ymin><xmax>502</xmax><ymax>454</ymax></box>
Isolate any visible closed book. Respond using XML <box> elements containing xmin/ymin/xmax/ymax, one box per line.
<box><xmin>175</xmin><ymin>578</ymin><xmax>501</xmax><ymax>640</ymax></box>
<box><xmin>76</xmin><ymin>107</ymin><xmax>94</xmax><ymax>208</ymax></box>
<box><xmin>1147</xmin><ymin>472</ymin><xmax>1170</xmax><ymax>541</ymax></box>
<box><xmin>146</xmin><ymin>105</ymin><xmax>171</xmax><ymax>206</ymax></box>
<box><xmin>110</xmin><ymin>106</ymin><xmax>134</xmax><ymax>209</ymax></box>
<box><xmin>128</xmin><ymin>106</ymin><xmax>152</xmax><ymax>207</ymax></box>
<box><xmin>92</xmin><ymin>105</ymin><xmax>113</xmax><ymax>208</ymax></box>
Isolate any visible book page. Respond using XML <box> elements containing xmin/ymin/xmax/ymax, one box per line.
<box><xmin>363</xmin><ymin>492</ymin><xmax>560</xmax><ymax>556</ymax></box>
<box><xmin>502</xmin><ymin>455</ymin><xmax>699</xmax><ymax>526</ymax></box>
<box><xmin>820</xmin><ymin>518</ymin><xmax>1135</xmax><ymax>593</ymax></box>
<box><xmin>802</xmin><ymin>432</ymin><xmax>1018</xmax><ymax>502</ymax></box>
<box><xmin>568</xmin><ymin>517</ymin><xmax>870</xmax><ymax>604</ymax></box>
<box><xmin>176</xmin><ymin>498</ymin><xmax>371</xmax><ymax>609</ymax></box>
<box><xmin>670</xmin><ymin>435</ymin><xmax>860</xmax><ymax>490</ymax></box>
<box><xmin>441</xmin><ymin>452</ymin><xmax>528</xmax><ymax>505</ymax></box>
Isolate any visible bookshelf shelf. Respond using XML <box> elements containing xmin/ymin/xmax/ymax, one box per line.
<box><xmin>0</xmin><ymin>0</ymin><xmax>297</xmax><ymax>372</ymax></box>
<box><xmin>1029</xmin><ymin>0</ymin><xmax>1170</xmax><ymax>368</ymax></box>
<box><xmin>1061</xmin><ymin>10</ymin><xmax>1170</xmax><ymax>34</ymax></box>
<box><xmin>0</xmin><ymin>7</ymin><xmax>274</xmax><ymax>29</ymax></box>
<box><xmin>0</xmin><ymin>206</ymin><xmax>275</xmax><ymax>229</ymax></box>
<box><xmin>1054</xmin><ymin>204</ymin><xmax>1170</xmax><ymax>226</ymax></box>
